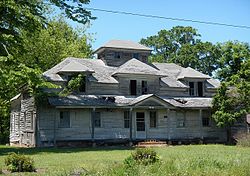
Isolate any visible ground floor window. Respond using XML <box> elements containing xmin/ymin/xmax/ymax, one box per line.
<box><xmin>59</xmin><ymin>111</ymin><xmax>70</xmax><ymax>128</ymax></box>
<box><xmin>150</xmin><ymin>111</ymin><xmax>157</xmax><ymax>128</ymax></box>
<box><xmin>176</xmin><ymin>112</ymin><xmax>185</xmax><ymax>127</ymax></box>
<box><xmin>202</xmin><ymin>111</ymin><xmax>211</xmax><ymax>127</ymax></box>
<box><xmin>124</xmin><ymin>111</ymin><xmax>130</xmax><ymax>128</ymax></box>
<box><xmin>94</xmin><ymin>112</ymin><xmax>101</xmax><ymax>127</ymax></box>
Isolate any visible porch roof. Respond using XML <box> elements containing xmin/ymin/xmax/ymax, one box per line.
<box><xmin>48</xmin><ymin>94</ymin><xmax>212</xmax><ymax>109</ymax></box>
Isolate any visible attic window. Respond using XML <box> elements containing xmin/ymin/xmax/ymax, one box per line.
<box><xmin>133</xmin><ymin>53</ymin><xmax>139</xmax><ymax>59</ymax></box>
<box><xmin>114</xmin><ymin>52</ymin><xmax>121</xmax><ymax>59</ymax></box>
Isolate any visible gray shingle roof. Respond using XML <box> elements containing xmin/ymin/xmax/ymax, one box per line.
<box><xmin>94</xmin><ymin>40</ymin><xmax>151</xmax><ymax>53</ymax></box>
<box><xmin>43</xmin><ymin>57</ymin><xmax>118</xmax><ymax>84</ymax></box>
<box><xmin>152</xmin><ymin>63</ymin><xmax>187</xmax><ymax>88</ymax></box>
<box><xmin>48</xmin><ymin>94</ymin><xmax>212</xmax><ymax>108</ymax></box>
<box><xmin>58</xmin><ymin>60</ymin><xmax>94</xmax><ymax>73</ymax></box>
<box><xmin>177</xmin><ymin>67</ymin><xmax>211</xmax><ymax>79</ymax></box>
<box><xmin>113</xmin><ymin>58</ymin><xmax>163</xmax><ymax>76</ymax></box>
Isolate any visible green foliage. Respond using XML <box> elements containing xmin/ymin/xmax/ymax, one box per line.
<box><xmin>140</xmin><ymin>26</ymin><xmax>219</xmax><ymax>76</ymax></box>
<box><xmin>124</xmin><ymin>148</ymin><xmax>160</xmax><ymax>166</ymax></box>
<box><xmin>60</xmin><ymin>74</ymin><xmax>85</xmax><ymax>96</ymax></box>
<box><xmin>4</xmin><ymin>152</ymin><xmax>35</xmax><ymax>172</ymax></box>
<box><xmin>216</xmin><ymin>41</ymin><xmax>250</xmax><ymax>81</ymax></box>
<box><xmin>16</xmin><ymin>18</ymin><xmax>93</xmax><ymax>71</ymax></box>
<box><xmin>0</xmin><ymin>0</ymin><xmax>94</xmax><ymax>56</ymax></box>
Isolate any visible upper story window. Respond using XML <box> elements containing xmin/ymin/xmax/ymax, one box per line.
<box><xmin>133</xmin><ymin>53</ymin><xmax>139</xmax><ymax>59</ymax></box>
<box><xmin>141</xmin><ymin>80</ymin><xmax>148</xmax><ymax>94</ymax></box>
<box><xmin>114</xmin><ymin>52</ymin><xmax>121</xmax><ymax>59</ymax></box>
<box><xmin>189</xmin><ymin>82</ymin><xmax>195</xmax><ymax>96</ymax></box>
<box><xmin>130</xmin><ymin>80</ymin><xmax>137</xmax><ymax>95</ymax></box>
<box><xmin>189</xmin><ymin>81</ymin><xmax>204</xmax><ymax>97</ymax></box>
<box><xmin>67</xmin><ymin>74</ymin><xmax>86</xmax><ymax>93</ymax></box>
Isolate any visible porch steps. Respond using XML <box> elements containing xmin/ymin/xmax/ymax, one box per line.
<box><xmin>136</xmin><ymin>140</ymin><xmax>168</xmax><ymax>148</ymax></box>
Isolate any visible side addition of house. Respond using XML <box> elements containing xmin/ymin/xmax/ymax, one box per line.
<box><xmin>10</xmin><ymin>40</ymin><xmax>228</xmax><ymax>147</ymax></box>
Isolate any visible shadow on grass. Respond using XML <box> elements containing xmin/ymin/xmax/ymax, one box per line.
<box><xmin>0</xmin><ymin>146</ymin><xmax>134</xmax><ymax>156</ymax></box>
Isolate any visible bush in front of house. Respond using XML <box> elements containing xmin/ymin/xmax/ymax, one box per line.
<box><xmin>234</xmin><ymin>132</ymin><xmax>250</xmax><ymax>147</ymax></box>
<box><xmin>124</xmin><ymin>148</ymin><xmax>160</xmax><ymax>167</ymax></box>
<box><xmin>4</xmin><ymin>152</ymin><xmax>35</xmax><ymax>172</ymax></box>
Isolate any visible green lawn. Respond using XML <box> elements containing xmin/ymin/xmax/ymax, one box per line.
<box><xmin>0</xmin><ymin>145</ymin><xmax>250</xmax><ymax>175</ymax></box>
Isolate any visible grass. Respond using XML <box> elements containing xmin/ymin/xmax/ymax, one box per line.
<box><xmin>0</xmin><ymin>145</ymin><xmax>250</xmax><ymax>175</ymax></box>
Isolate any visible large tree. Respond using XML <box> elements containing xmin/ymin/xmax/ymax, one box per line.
<box><xmin>0</xmin><ymin>0</ymin><xmax>95</xmax><ymax>56</ymax></box>
<box><xmin>140</xmin><ymin>26</ymin><xmax>219</xmax><ymax>76</ymax></box>
<box><xmin>212</xmin><ymin>41</ymin><xmax>250</xmax><ymax>143</ymax></box>
<box><xmin>15</xmin><ymin>18</ymin><xmax>92</xmax><ymax>71</ymax></box>
<box><xmin>0</xmin><ymin>0</ymin><xmax>95</xmax><ymax>143</ymax></box>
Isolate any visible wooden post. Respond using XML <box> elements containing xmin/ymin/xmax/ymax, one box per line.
<box><xmin>199</xmin><ymin>109</ymin><xmax>203</xmax><ymax>142</ymax></box>
<box><xmin>91</xmin><ymin>108</ymin><xmax>96</xmax><ymax>142</ymax></box>
<box><xmin>129</xmin><ymin>108</ymin><xmax>133</xmax><ymax>144</ymax></box>
<box><xmin>53</xmin><ymin>112</ymin><xmax>56</xmax><ymax>147</ymax></box>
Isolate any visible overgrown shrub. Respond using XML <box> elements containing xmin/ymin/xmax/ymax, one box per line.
<box><xmin>124</xmin><ymin>148</ymin><xmax>160</xmax><ymax>166</ymax></box>
<box><xmin>4</xmin><ymin>152</ymin><xmax>35</xmax><ymax>172</ymax></box>
<box><xmin>235</xmin><ymin>132</ymin><xmax>250</xmax><ymax>147</ymax></box>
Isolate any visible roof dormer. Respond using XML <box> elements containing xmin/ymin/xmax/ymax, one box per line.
<box><xmin>94</xmin><ymin>40</ymin><xmax>152</xmax><ymax>67</ymax></box>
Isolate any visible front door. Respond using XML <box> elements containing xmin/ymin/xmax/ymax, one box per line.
<box><xmin>136</xmin><ymin>112</ymin><xmax>146</xmax><ymax>139</ymax></box>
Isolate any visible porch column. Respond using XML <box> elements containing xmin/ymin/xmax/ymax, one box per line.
<box><xmin>199</xmin><ymin>109</ymin><xmax>203</xmax><ymax>141</ymax></box>
<box><xmin>129</xmin><ymin>108</ymin><xmax>133</xmax><ymax>142</ymax></box>
<box><xmin>91</xmin><ymin>108</ymin><xmax>96</xmax><ymax>142</ymax></box>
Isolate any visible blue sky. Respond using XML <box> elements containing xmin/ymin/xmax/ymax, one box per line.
<box><xmin>81</xmin><ymin>0</ymin><xmax>250</xmax><ymax>49</ymax></box>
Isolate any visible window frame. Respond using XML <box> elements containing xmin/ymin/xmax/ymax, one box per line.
<box><xmin>124</xmin><ymin>111</ymin><xmax>130</xmax><ymax>128</ymax></box>
<box><xmin>141</xmin><ymin>80</ymin><xmax>148</xmax><ymax>94</ymax></box>
<box><xmin>189</xmin><ymin>82</ymin><xmax>195</xmax><ymax>96</ymax></box>
<box><xmin>130</xmin><ymin>80</ymin><xmax>137</xmax><ymax>95</ymax></box>
<box><xmin>59</xmin><ymin>111</ymin><xmax>70</xmax><ymax>128</ymax></box>
<box><xmin>149</xmin><ymin>111</ymin><xmax>157</xmax><ymax>128</ymax></box>
<box><xmin>94</xmin><ymin>112</ymin><xmax>101</xmax><ymax>128</ymax></box>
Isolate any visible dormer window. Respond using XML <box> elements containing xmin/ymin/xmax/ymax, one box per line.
<box><xmin>189</xmin><ymin>81</ymin><xmax>204</xmax><ymax>97</ymax></box>
<box><xmin>114</xmin><ymin>52</ymin><xmax>121</xmax><ymax>59</ymax></box>
<box><xmin>142</xmin><ymin>80</ymin><xmax>148</xmax><ymax>94</ymax></box>
<box><xmin>189</xmin><ymin>82</ymin><xmax>195</xmax><ymax>96</ymax></box>
<box><xmin>133</xmin><ymin>53</ymin><xmax>139</xmax><ymax>59</ymax></box>
<box><xmin>67</xmin><ymin>74</ymin><xmax>86</xmax><ymax>93</ymax></box>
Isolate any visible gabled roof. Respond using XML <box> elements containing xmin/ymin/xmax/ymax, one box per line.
<box><xmin>94</xmin><ymin>40</ymin><xmax>151</xmax><ymax>54</ymax></box>
<box><xmin>113</xmin><ymin>58</ymin><xmax>163</xmax><ymax>76</ymax></box>
<box><xmin>152</xmin><ymin>63</ymin><xmax>187</xmax><ymax>88</ymax></box>
<box><xmin>58</xmin><ymin>60</ymin><xmax>94</xmax><ymax>73</ymax></box>
<box><xmin>177</xmin><ymin>67</ymin><xmax>211</xmax><ymax>80</ymax></box>
<box><xmin>43</xmin><ymin>57</ymin><xmax>118</xmax><ymax>84</ymax></box>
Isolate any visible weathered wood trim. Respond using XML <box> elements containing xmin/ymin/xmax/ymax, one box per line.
<box><xmin>91</xmin><ymin>108</ymin><xmax>96</xmax><ymax>141</ymax></box>
<box><xmin>129</xmin><ymin>108</ymin><xmax>133</xmax><ymax>141</ymax></box>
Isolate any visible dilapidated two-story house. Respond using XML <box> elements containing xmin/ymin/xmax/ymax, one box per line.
<box><xmin>10</xmin><ymin>40</ymin><xmax>228</xmax><ymax>147</ymax></box>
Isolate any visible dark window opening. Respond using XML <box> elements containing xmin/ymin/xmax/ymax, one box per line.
<box><xmin>59</xmin><ymin>111</ymin><xmax>70</xmax><ymax>128</ymax></box>
<box><xmin>124</xmin><ymin>111</ymin><xmax>130</xmax><ymax>128</ymax></box>
<box><xmin>94</xmin><ymin>112</ymin><xmax>101</xmax><ymax>127</ymax></box>
<box><xmin>202</xmin><ymin>117</ymin><xmax>210</xmax><ymax>127</ymax></box>
<box><xmin>114</xmin><ymin>52</ymin><xmax>121</xmax><ymax>58</ymax></box>
<box><xmin>202</xmin><ymin>111</ymin><xmax>210</xmax><ymax>127</ymax></box>
<box><xmin>133</xmin><ymin>53</ymin><xmax>139</xmax><ymax>59</ymax></box>
<box><xmin>79</xmin><ymin>77</ymin><xmax>86</xmax><ymax>92</ymax></box>
<box><xmin>130</xmin><ymin>80</ymin><xmax>137</xmax><ymax>95</ymax></box>
<box><xmin>198</xmin><ymin>82</ymin><xmax>203</xmax><ymax>97</ymax></box>
<box><xmin>189</xmin><ymin>82</ymin><xmax>195</xmax><ymax>96</ymax></box>
<box><xmin>136</xmin><ymin>112</ymin><xmax>145</xmax><ymax>131</ymax></box>
<box><xmin>150</xmin><ymin>111</ymin><xmax>157</xmax><ymax>128</ymax></box>
<box><xmin>142</xmin><ymin>81</ymin><xmax>148</xmax><ymax>94</ymax></box>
